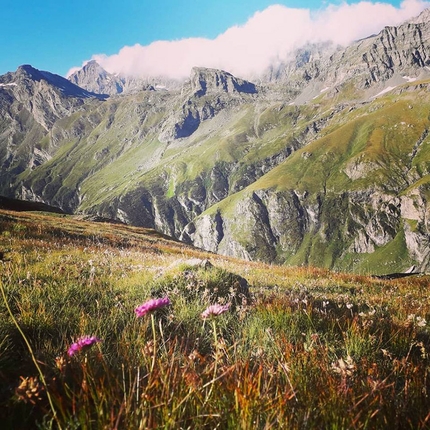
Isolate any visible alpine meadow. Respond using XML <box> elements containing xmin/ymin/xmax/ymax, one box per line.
<box><xmin>2</xmin><ymin>5</ymin><xmax>430</xmax><ymax>429</ymax></box>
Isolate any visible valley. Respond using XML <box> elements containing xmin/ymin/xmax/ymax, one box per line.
<box><xmin>1</xmin><ymin>9</ymin><xmax>430</xmax><ymax>273</ymax></box>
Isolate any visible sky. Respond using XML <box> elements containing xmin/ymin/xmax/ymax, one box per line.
<box><xmin>1</xmin><ymin>0</ymin><xmax>429</xmax><ymax>79</ymax></box>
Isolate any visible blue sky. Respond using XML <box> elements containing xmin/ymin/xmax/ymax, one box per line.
<box><xmin>0</xmin><ymin>0</ymin><xmax>424</xmax><ymax>77</ymax></box>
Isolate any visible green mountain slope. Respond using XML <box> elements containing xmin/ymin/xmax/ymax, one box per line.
<box><xmin>185</xmin><ymin>81</ymin><xmax>430</xmax><ymax>273</ymax></box>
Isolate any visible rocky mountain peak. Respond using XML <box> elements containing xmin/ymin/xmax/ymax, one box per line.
<box><xmin>265</xmin><ymin>9</ymin><xmax>430</xmax><ymax>103</ymax></box>
<box><xmin>0</xmin><ymin>64</ymin><xmax>104</xmax><ymax>133</ymax></box>
<box><xmin>74</xmin><ymin>60</ymin><xmax>110</xmax><ymax>81</ymax></box>
<box><xmin>11</xmin><ymin>64</ymin><xmax>103</xmax><ymax>99</ymax></box>
<box><xmin>68</xmin><ymin>61</ymin><xmax>183</xmax><ymax>95</ymax></box>
<box><xmin>80</xmin><ymin>60</ymin><xmax>104</xmax><ymax>72</ymax></box>
<box><xmin>16</xmin><ymin>64</ymin><xmax>45</xmax><ymax>80</ymax></box>
<box><xmin>68</xmin><ymin>60</ymin><xmax>123</xmax><ymax>96</ymax></box>
<box><xmin>190</xmin><ymin>67</ymin><xmax>257</xmax><ymax>96</ymax></box>
<box><xmin>409</xmin><ymin>7</ymin><xmax>430</xmax><ymax>24</ymax></box>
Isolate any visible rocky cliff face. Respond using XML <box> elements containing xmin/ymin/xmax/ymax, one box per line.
<box><xmin>0</xmin><ymin>65</ymin><xmax>104</xmax><ymax>196</ymax></box>
<box><xmin>190</xmin><ymin>67</ymin><xmax>257</xmax><ymax>96</ymax></box>
<box><xmin>184</xmin><ymin>185</ymin><xmax>430</xmax><ymax>272</ymax></box>
<box><xmin>2</xmin><ymin>10</ymin><xmax>430</xmax><ymax>274</ymax></box>
<box><xmin>267</xmin><ymin>13</ymin><xmax>430</xmax><ymax>101</ymax></box>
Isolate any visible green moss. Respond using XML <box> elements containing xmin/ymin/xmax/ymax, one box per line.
<box><xmin>405</xmin><ymin>218</ymin><xmax>418</xmax><ymax>232</ymax></box>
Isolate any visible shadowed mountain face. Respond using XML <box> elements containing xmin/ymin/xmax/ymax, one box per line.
<box><xmin>1</xmin><ymin>65</ymin><xmax>105</xmax><ymax>101</ymax></box>
<box><xmin>2</xmin><ymin>10</ymin><xmax>430</xmax><ymax>274</ymax></box>
<box><xmin>0</xmin><ymin>196</ymin><xmax>66</xmax><ymax>213</ymax></box>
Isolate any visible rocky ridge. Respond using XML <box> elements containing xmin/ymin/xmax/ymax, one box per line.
<box><xmin>68</xmin><ymin>60</ymin><xmax>182</xmax><ymax>95</ymax></box>
<box><xmin>266</xmin><ymin>11</ymin><xmax>430</xmax><ymax>102</ymax></box>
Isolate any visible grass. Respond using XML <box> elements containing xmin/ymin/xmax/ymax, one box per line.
<box><xmin>337</xmin><ymin>222</ymin><xmax>414</xmax><ymax>274</ymax></box>
<box><xmin>244</xmin><ymin>94</ymin><xmax>430</xmax><ymax>195</ymax></box>
<box><xmin>1</xmin><ymin>209</ymin><xmax>430</xmax><ymax>429</ymax></box>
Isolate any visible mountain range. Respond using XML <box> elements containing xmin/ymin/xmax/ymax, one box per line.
<box><xmin>2</xmin><ymin>8</ymin><xmax>430</xmax><ymax>274</ymax></box>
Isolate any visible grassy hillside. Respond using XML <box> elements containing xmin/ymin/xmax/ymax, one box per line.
<box><xmin>245</xmin><ymin>83</ymin><xmax>430</xmax><ymax>194</ymax></box>
<box><xmin>1</xmin><ymin>209</ymin><xmax>430</xmax><ymax>428</ymax></box>
<box><xmin>189</xmin><ymin>81</ymin><xmax>430</xmax><ymax>271</ymax></box>
<box><xmin>13</xmin><ymin>84</ymin><xmax>333</xmax><ymax>217</ymax></box>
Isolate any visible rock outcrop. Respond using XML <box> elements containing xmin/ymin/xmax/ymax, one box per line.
<box><xmin>159</xmin><ymin>67</ymin><xmax>258</xmax><ymax>142</ymax></box>
<box><xmin>190</xmin><ymin>67</ymin><xmax>257</xmax><ymax>96</ymax></box>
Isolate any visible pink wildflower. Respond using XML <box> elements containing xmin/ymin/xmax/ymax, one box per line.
<box><xmin>135</xmin><ymin>297</ymin><xmax>170</xmax><ymax>318</ymax></box>
<box><xmin>201</xmin><ymin>303</ymin><xmax>230</xmax><ymax>319</ymax></box>
<box><xmin>68</xmin><ymin>336</ymin><xmax>100</xmax><ymax>356</ymax></box>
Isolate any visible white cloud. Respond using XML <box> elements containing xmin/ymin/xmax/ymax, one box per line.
<box><xmin>67</xmin><ymin>0</ymin><xmax>430</xmax><ymax>80</ymax></box>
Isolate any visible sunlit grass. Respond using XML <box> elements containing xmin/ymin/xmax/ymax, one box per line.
<box><xmin>1</xmin><ymin>209</ymin><xmax>430</xmax><ymax>429</ymax></box>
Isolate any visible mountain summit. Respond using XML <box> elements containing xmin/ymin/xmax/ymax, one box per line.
<box><xmin>68</xmin><ymin>60</ymin><xmax>121</xmax><ymax>96</ymax></box>
<box><xmin>190</xmin><ymin>67</ymin><xmax>257</xmax><ymax>96</ymax></box>
<box><xmin>68</xmin><ymin>61</ymin><xmax>182</xmax><ymax>95</ymax></box>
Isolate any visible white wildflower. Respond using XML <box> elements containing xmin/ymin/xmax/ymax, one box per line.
<box><xmin>332</xmin><ymin>355</ymin><xmax>356</xmax><ymax>377</ymax></box>
<box><xmin>416</xmin><ymin>316</ymin><xmax>427</xmax><ymax>327</ymax></box>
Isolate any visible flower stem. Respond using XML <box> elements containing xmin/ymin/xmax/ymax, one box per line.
<box><xmin>204</xmin><ymin>319</ymin><xmax>219</xmax><ymax>404</ymax></box>
<box><xmin>212</xmin><ymin>318</ymin><xmax>218</xmax><ymax>346</ymax></box>
<box><xmin>150</xmin><ymin>313</ymin><xmax>156</xmax><ymax>373</ymax></box>
<box><xmin>0</xmin><ymin>278</ymin><xmax>61</xmax><ymax>427</ymax></box>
